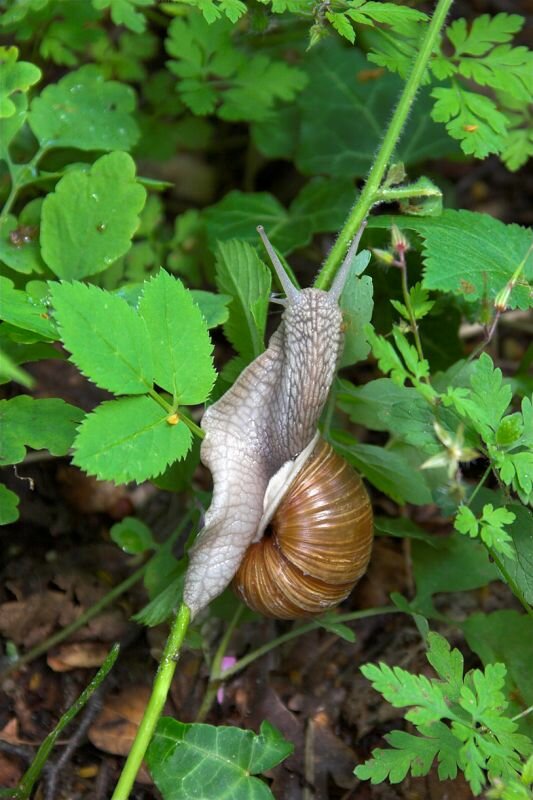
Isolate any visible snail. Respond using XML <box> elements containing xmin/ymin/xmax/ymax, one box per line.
<box><xmin>183</xmin><ymin>224</ymin><xmax>373</xmax><ymax>620</ymax></box>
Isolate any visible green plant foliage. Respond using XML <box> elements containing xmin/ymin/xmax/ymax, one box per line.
<box><xmin>0</xmin><ymin>46</ymin><xmax>41</xmax><ymax>118</ymax></box>
<box><xmin>41</xmin><ymin>152</ymin><xmax>147</xmax><ymax>279</ymax></box>
<box><xmin>0</xmin><ymin>278</ymin><xmax>56</xmax><ymax>340</ymax></box>
<box><xmin>455</xmin><ymin>504</ymin><xmax>516</xmax><ymax>558</ymax></box>
<box><xmin>462</xmin><ymin>610</ymin><xmax>533</xmax><ymax>737</ymax></box>
<box><xmin>0</xmin><ymin>203</ymin><xmax>45</xmax><ymax>275</ymax></box>
<box><xmin>110</xmin><ymin>516</ymin><xmax>156</xmax><ymax>554</ymax></box>
<box><xmin>0</xmin><ymin>395</ymin><xmax>84</xmax><ymax>465</ymax></box>
<box><xmin>73</xmin><ymin>395</ymin><xmax>193</xmax><ymax>483</ymax></box>
<box><xmin>147</xmin><ymin>718</ymin><xmax>293</xmax><ymax>799</ymax></box>
<box><xmin>172</xmin><ymin>0</ymin><xmax>248</xmax><ymax>23</ymax></box>
<box><xmin>356</xmin><ymin>632</ymin><xmax>533</xmax><ymax>795</ymax></box>
<box><xmin>165</xmin><ymin>12</ymin><xmax>307</xmax><ymax>122</ymax></box>
<box><xmin>369</xmin><ymin>211</ymin><xmax>533</xmax><ymax>310</ymax></box>
<box><xmin>326</xmin><ymin>1</ymin><xmax>427</xmax><ymax>45</ymax></box>
<box><xmin>28</xmin><ymin>64</ymin><xmax>139</xmax><ymax>151</ymax></box>
<box><xmin>138</xmin><ymin>270</ymin><xmax>216</xmax><ymax>404</ymax></box>
<box><xmin>0</xmin><ymin>483</ymin><xmax>19</xmax><ymax>524</ymax></box>
<box><xmin>215</xmin><ymin>240</ymin><xmax>271</xmax><ymax>362</ymax></box>
<box><xmin>92</xmin><ymin>0</ymin><xmax>154</xmax><ymax>33</ymax></box>
<box><xmin>339</xmin><ymin>250</ymin><xmax>373</xmax><ymax>367</ymax></box>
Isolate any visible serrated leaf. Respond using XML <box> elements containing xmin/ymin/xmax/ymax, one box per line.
<box><xmin>147</xmin><ymin>718</ymin><xmax>293</xmax><ymax>800</ymax></box>
<box><xmin>368</xmin><ymin>211</ymin><xmax>533</xmax><ymax>310</ymax></box>
<box><xmin>41</xmin><ymin>152</ymin><xmax>146</xmax><ymax>279</ymax></box>
<box><xmin>28</xmin><ymin>64</ymin><xmax>139</xmax><ymax>150</ymax></box>
<box><xmin>0</xmin><ymin>483</ymin><xmax>20</xmax><ymax>525</ymax></box>
<box><xmin>0</xmin><ymin>277</ymin><xmax>56</xmax><ymax>340</ymax></box>
<box><xmin>138</xmin><ymin>270</ymin><xmax>215</xmax><ymax>404</ymax></box>
<box><xmin>92</xmin><ymin>0</ymin><xmax>153</xmax><ymax>33</ymax></box>
<box><xmin>215</xmin><ymin>240</ymin><xmax>271</xmax><ymax>362</ymax></box>
<box><xmin>49</xmin><ymin>281</ymin><xmax>153</xmax><ymax>395</ymax></box>
<box><xmin>431</xmin><ymin>85</ymin><xmax>508</xmax><ymax>158</ymax></box>
<box><xmin>73</xmin><ymin>396</ymin><xmax>192</xmax><ymax>483</ymax></box>
<box><xmin>0</xmin><ymin>395</ymin><xmax>84</xmax><ymax>465</ymax></box>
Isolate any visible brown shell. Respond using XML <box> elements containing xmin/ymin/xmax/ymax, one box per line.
<box><xmin>232</xmin><ymin>438</ymin><xmax>373</xmax><ymax>619</ymax></box>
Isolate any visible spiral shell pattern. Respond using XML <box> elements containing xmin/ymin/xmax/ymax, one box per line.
<box><xmin>232</xmin><ymin>439</ymin><xmax>373</xmax><ymax>619</ymax></box>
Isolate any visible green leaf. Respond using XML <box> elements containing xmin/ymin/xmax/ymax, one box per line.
<box><xmin>331</xmin><ymin>435</ymin><xmax>432</xmax><ymax>505</ymax></box>
<box><xmin>50</xmin><ymin>281</ymin><xmax>153</xmax><ymax>396</ymax></box>
<box><xmin>0</xmin><ymin>200</ymin><xmax>45</xmax><ymax>276</ymax></box>
<box><xmin>110</xmin><ymin>516</ymin><xmax>155</xmax><ymax>554</ymax></box>
<box><xmin>165</xmin><ymin>12</ymin><xmax>306</xmax><ymax>122</ymax></box>
<box><xmin>412</xmin><ymin>533</ymin><xmax>499</xmax><ymax>616</ymax></box>
<box><xmin>0</xmin><ymin>348</ymin><xmax>34</xmax><ymax>388</ymax></box>
<box><xmin>73</xmin><ymin>396</ymin><xmax>192</xmax><ymax>483</ymax></box>
<box><xmin>368</xmin><ymin>211</ymin><xmax>533</xmax><ymax>310</ymax></box>
<box><xmin>317</xmin><ymin>612</ymin><xmax>356</xmax><ymax>642</ymax></box>
<box><xmin>339</xmin><ymin>251</ymin><xmax>373</xmax><ymax>367</ymax></box>
<box><xmin>147</xmin><ymin>718</ymin><xmax>293</xmax><ymax>800</ymax></box>
<box><xmin>41</xmin><ymin>152</ymin><xmax>146</xmax><ymax>279</ymax></box>
<box><xmin>296</xmin><ymin>43</ymin><xmax>458</xmax><ymax>179</ymax></box>
<box><xmin>189</xmin><ymin>290</ymin><xmax>230</xmax><ymax>329</ymax></box>
<box><xmin>463</xmin><ymin>610</ymin><xmax>533</xmax><ymax>736</ymax></box>
<box><xmin>0</xmin><ymin>396</ymin><xmax>84</xmax><ymax>466</ymax></box>
<box><xmin>138</xmin><ymin>270</ymin><xmax>215</xmax><ymax>404</ymax></box>
<box><xmin>215</xmin><ymin>240</ymin><xmax>271</xmax><ymax>362</ymax></box>
<box><xmin>0</xmin><ymin>46</ymin><xmax>41</xmax><ymax>118</ymax></box>
<box><xmin>0</xmin><ymin>484</ymin><xmax>20</xmax><ymax>525</ymax></box>
<box><xmin>92</xmin><ymin>0</ymin><xmax>153</xmax><ymax>33</ymax></box>
<box><xmin>205</xmin><ymin>178</ymin><xmax>354</xmax><ymax>256</ymax></box>
<box><xmin>133</xmin><ymin>568</ymin><xmax>185</xmax><ymax>626</ymax></box>
<box><xmin>495</xmin><ymin>503</ymin><xmax>533</xmax><ymax>607</ymax></box>
<box><xmin>28</xmin><ymin>64</ymin><xmax>139</xmax><ymax>150</ymax></box>
<box><xmin>431</xmin><ymin>84</ymin><xmax>508</xmax><ymax>159</ymax></box>
<box><xmin>0</xmin><ymin>277</ymin><xmax>56</xmax><ymax>340</ymax></box>
<box><xmin>355</xmin><ymin>731</ymin><xmax>440</xmax><ymax>784</ymax></box>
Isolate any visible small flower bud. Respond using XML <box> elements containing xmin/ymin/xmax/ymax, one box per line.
<box><xmin>391</xmin><ymin>224</ymin><xmax>410</xmax><ymax>255</ymax></box>
<box><xmin>372</xmin><ymin>248</ymin><xmax>395</xmax><ymax>266</ymax></box>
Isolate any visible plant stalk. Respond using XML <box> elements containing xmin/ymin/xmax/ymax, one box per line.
<box><xmin>314</xmin><ymin>0</ymin><xmax>453</xmax><ymax>290</ymax></box>
<box><xmin>110</xmin><ymin>603</ymin><xmax>191</xmax><ymax>799</ymax></box>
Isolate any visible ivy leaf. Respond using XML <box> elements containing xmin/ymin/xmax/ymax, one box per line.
<box><xmin>215</xmin><ymin>240</ymin><xmax>271</xmax><ymax>362</ymax></box>
<box><xmin>49</xmin><ymin>281</ymin><xmax>153</xmax><ymax>395</ymax></box>
<box><xmin>0</xmin><ymin>395</ymin><xmax>84</xmax><ymax>465</ymax></box>
<box><xmin>0</xmin><ymin>46</ymin><xmax>41</xmax><ymax>118</ymax></box>
<box><xmin>147</xmin><ymin>718</ymin><xmax>293</xmax><ymax>800</ymax></box>
<box><xmin>73</xmin><ymin>396</ymin><xmax>192</xmax><ymax>483</ymax></box>
<box><xmin>368</xmin><ymin>211</ymin><xmax>533</xmax><ymax>309</ymax></box>
<box><xmin>138</xmin><ymin>270</ymin><xmax>215</xmax><ymax>405</ymax></box>
<box><xmin>28</xmin><ymin>64</ymin><xmax>139</xmax><ymax>151</ymax></box>
<box><xmin>92</xmin><ymin>0</ymin><xmax>153</xmax><ymax>33</ymax></box>
<box><xmin>0</xmin><ymin>484</ymin><xmax>19</xmax><ymax>525</ymax></box>
<box><xmin>41</xmin><ymin>152</ymin><xmax>146</xmax><ymax>279</ymax></box>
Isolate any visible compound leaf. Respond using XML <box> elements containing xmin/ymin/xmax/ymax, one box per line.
<box><xmin>73</xmin><ymin>396</ymin><xmax>192</xmax><ymax>483</ymax></box>
<box><xmin>49</xmin><ymin>281</ymin><xmax>153</xmax><ymax>395</ymax></box>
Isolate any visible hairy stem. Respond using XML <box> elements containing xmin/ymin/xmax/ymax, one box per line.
<box><xmin>314</xmin><ymin>0</ymin><xmax>453</xmax><ymax>290</ymax></box>
<box><xmin>111</xmin><ymin>603</ymin><xmax>191</xmax><ymax>800</ymax></box>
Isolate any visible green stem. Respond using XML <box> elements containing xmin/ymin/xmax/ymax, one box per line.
<box><xmin>219</xmin><ymin>607</ymin><xmax>397</xmax><ymax>681</ymax></box>
<box><xmin>147</xmin><ymin>389</ymin><xmax>205</xmax><ymax>439</ymax></box>
<box><xmin>490</xmin><ymin>550</ymin><xmax>533</xmax><ymax>619</ymax></box>
<box><xmin>398</xmin><ymin>254</ymin><xmax>427</xmax><ymax>376</ymax></box>
<box><xmin>180</xmin><ymin>410</ymin><xmax>205</xmax><ymax>440</ymax></box>
<box><xmin>0</xmin><ymin>645</ymin><xmax>119</xmax><ymax>800</ymax></box>
<box><xmin>0</xmin><ymin>147</ymin><xmax>49</xmax><ymax>225</ymax></box>
<box><xmin>195</xmin><ymin>603</ymin><xmax>245</xmax><ymax>723</ymax></box>
<box><xmin>0</xmin><ymin>563</ymin><xmax>145</xmax><ymax>681</ymax></box>
<box><xmin>110</xmin><ymin>603</ymin><xmax>191</xmax><ymax>800</ymax></box>
<box><xmin>147</xmin><ymin>387</ymin><xmax>174</xmax><ymax>414</ymax></box>
<box><xmin>314</xmin><ymin>0</ymin><xmax>453</xmax><ymax>290</ymax></box>
<box><xmin>466</xmin><ymin>464</ymin><xmax>492</xmax><ymax>509</ymax></box>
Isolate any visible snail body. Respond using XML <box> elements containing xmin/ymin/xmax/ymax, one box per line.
<box><xmin>233</xmin><ymin>438</ymin><xmax>373</xmax><ymax>618</ymax></box>
<box><xmin>183</xmin><ymin>224</ymin><xmax>373</xmax><ymax>620</ymax></box>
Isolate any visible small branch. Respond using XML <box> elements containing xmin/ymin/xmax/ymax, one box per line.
<box><xmin>110</xmin><ymin>603</ymin><xmax>191</xmax><ymax>800</ymax></box>
<box><xmin>218</xmin><ymin>607</ymin><xmax>397</xmax><ymax>682</ymax></box>
<box><xmin>314</xmin><ymin>0</ymin><xmax>454</xmax><ymax>290</ymax></box>
<box><xmin>195</xmin><ymin>603</ymin><xmax>245</xmax><ymax>723</ymax></box>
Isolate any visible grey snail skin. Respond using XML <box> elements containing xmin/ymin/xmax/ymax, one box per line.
<box><xmin>183</xmin><ymin>224</ymin><xmax>373</xmax><ymax>620</ymax></box>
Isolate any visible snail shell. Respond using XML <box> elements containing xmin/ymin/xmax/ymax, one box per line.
<box><xmin>233</xmin><ymin>438</ymin><xmax>373</xmax><ymax>619</ymax></box>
